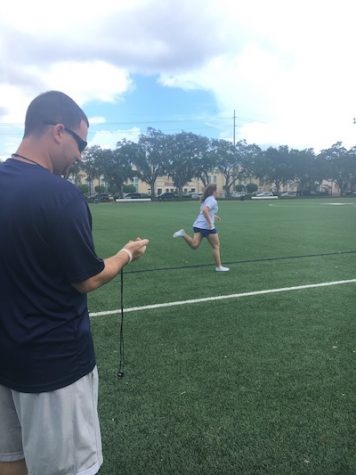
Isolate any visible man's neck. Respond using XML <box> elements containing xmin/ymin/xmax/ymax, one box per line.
<box><xmin>14</xmin><ymin>141</ymin><xmax>53</xmax><ymax>172</ymax></box>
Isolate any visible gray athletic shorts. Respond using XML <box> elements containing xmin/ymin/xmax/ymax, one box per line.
<box><xmin>0</xmin><ymin>367</ymin><xmax>102</xmax><ymax>475</ymax></box>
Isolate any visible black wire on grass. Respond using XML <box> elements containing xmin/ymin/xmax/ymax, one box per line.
<box><xmin>115</xmin><ymin>249</ymin><xmax>356</xmax><ymax>378</ymax></box>
<box><xmin>124</xmin><ymin>250</ymin><xmax>356</xmax><ymax>275</ymax></box>
<box><xmin>117</xmin><ymin>268</ymin><xmax>125</xmax><ymax>379</ymax></box>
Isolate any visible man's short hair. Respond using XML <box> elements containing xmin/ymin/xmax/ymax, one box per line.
<box><xmin>24</xmin><ymin>91</ymin><xmax>89</xmax><ymax>137</ymax></box>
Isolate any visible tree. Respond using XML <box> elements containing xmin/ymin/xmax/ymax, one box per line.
<box><xmin>80</xmin><ymin>146</ymin><xmax>103</xmax><ymax>194</ymax></box>
<box><xmin>290</xmin><ymin>148</ymin><xmax>323</xmax><ymax>196</ymax></box>
<box><xmin>246</xmin><ymin>183</ymin><xmax>258</xmax><ymax>193</ymax></box>
<box><xmin>99</xmin><ymin>143</ymin><xmax>135</xmax><ymax>198</ymax></box>
<box><xmin>132</xmin><ymin>128</ymin><xmax>169</xmax><ymax>199</ymax></box>
<box><xmin>254</xmin><ymin>146</ymin><xmax>294</xmax><ymax>194</ymax></box>
<box><xmin>166</xmin><ymin>132</ymin><xmax>204</xmax><ymax>196</ymax></box>
<box><xmin>67</xmin><ymin>160</ymin><xmax>83</xmax><ymax>185</ymax></box>
<box><xmin>319</xmin><ymin>142</ymin><xmax>356</xmax><ymax>196</ymax></box>
<box><xmin>123</xmin><ymin>184</ymin><xmax>136</xmax><ymax>194</ymax></box>
<box><xmin>209</xmin><ymin>139</ymin><xmax>260</xmax><ymax>198</ymax></box>
<box><xmin>235</xmin><ymin>141</ymin><xmax>262</xmax><ymax>187</ymax></box>
<box><xmin>192</xmin><ymin>136</ymin><xmax>215</xmax><ymax>187</ymax></box>
<box><xmin>210</xmin><ymin>139</ymin><xmax>237</xmax><ymax>197</ymax></box>
<box><xmin>347</xmin><ymin>146</ymin><xmax>356</xmax><ymax>193</ymax></box>
<box><xmin>94</xmin><ymin>185</ymin><xmax>107</xmax><ymax>193</ymax></box>
<box><xmin>77</xmin><ymin>184</ymin><xmax>89</xmax><ymax>195</ymax></box>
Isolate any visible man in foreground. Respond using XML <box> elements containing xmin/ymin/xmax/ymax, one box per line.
<box><xmin>0</xmin><ymin>91</ymin><xmax>148</xmax><ymax>475</ymax></box>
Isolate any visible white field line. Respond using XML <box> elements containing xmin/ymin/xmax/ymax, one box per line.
<box><xmin>89</xmin><ymin>278</ymin><xmax>356</xmax><ymax>317</ymax></box>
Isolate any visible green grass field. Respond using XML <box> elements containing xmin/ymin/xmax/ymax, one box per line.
<box><xmin>88</xmin><ymin>198</ymin><xmax>356</xmax><ymax>474</ymax></box>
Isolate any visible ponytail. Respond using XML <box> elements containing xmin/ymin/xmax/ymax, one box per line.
<box><xmin>201</xmin><ymin>184</ymin><xmax>217</xmax><ymax>202</ymax></box>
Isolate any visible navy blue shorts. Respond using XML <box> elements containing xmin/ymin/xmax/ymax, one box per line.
<box><xmin>193</xmin><ymin>227</ymin><xmax>217</xmax><ymax>238</ymax></box>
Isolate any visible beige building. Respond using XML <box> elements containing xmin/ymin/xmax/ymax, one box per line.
<box><xmin>136</xmin><ymin>173</ymin><xmax>225</xmax><ymax>195</ymax></box>
<box><xmin>79</xmin><ymin>172</ymin><xmax>340</xmax><ymax>197</ymax></box>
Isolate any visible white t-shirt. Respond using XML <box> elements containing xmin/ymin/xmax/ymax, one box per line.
<box><xmin>193</xmin><ymin>195</ymin><xmax>218</xmax><ymax>229</ymax></box>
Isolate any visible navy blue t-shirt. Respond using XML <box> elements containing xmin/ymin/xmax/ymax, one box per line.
<box><xmin>0</xmin><ymin>159</ymin><xmax>105</xmax><ymax>392</ymax></box>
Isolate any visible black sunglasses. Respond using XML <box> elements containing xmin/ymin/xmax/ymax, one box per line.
<box><xmin>63</xmin><ymin>127</ymin><xmax>87</xmax><ymax>153</ymax></box>
<box><xmin>45</xmin><ymin>122</ymin><xmax>87</xmax><ymax>153</ymax></box>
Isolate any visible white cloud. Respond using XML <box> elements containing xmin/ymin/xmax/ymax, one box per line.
<box><xmin>44</xmin><ymin>62</ymin><xmax>132</xmax><ymax>105</ymax></box>
<box><xmin>0</xmin><ymin>0</ymin><xmax>227</xmax><ymax>153</ymax></box>
<box><xmin>0</xmin><ymin>62</ymin><xmax>131</xmax><ymax>122</ymax></box>
<box><xmin>90</xmin><ymin>128</ymin><xmax>141</xmax><ymax>150</ymax></box>
<box><xmin>159</xmin><ymin>0</ymin><xmax>356</xmax><ymax>150</ymax></box>
<box><xmin>2</xmin><ymin>0</ymin><xmax>356</xmax><ymax>151</ymax></box>
<box><xmin>1</xmin><ymin>0</ymin><xmax>225</xmax><ymax>73</ymax></box>
<box><xmin>89</xmin><ymin>117</ymin><xmax>107</xmax><ymax>125</ymax></box>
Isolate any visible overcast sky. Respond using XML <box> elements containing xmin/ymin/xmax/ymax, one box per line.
<box><xmin>2</xmin><ymin>0</ymin><xmax>356</xmax><ymax>157</ymax></box>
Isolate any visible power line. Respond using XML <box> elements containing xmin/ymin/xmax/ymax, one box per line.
<box><xmin>0</xmin><ymin>113</ymin><xmax>267</xmax><ymax>128</ymax></box>
<box><xmin>0</xmin><ymin>123</ymin><xmax>232</xmax><ymax>137</ymax></box>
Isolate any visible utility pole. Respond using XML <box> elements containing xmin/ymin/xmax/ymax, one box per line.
<box><xmin>233</xmin><ymin>109</ymin><xmax>236</xmax><ymax>146</ymax></box>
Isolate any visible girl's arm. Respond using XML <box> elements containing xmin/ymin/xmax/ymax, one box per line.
<box><xmin>202</xmin><ymin>206</ymin><xmax>214</xmax><ymax>228</ymax></box>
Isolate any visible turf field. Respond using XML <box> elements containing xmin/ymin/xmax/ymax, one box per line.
<box><xmin>88</xmin><ymin>198</ymin><xmax>356</xmax><ymax>474</ymax></box>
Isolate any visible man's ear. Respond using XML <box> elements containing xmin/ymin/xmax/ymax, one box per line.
<box><xmin>49</xmin><ymin>123</ymin><xmax>65</xmax><ymax>145</ymax></box>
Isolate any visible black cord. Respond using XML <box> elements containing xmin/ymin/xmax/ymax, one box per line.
<box><xmin>123</xmin><ymin>250</ymin><xmax>356</xmax><ymax>275</ymax></box>
<box><xmin>117</xmin><ymin>268</ymin><xmax>125</xmax><ymax>378</ymax></box>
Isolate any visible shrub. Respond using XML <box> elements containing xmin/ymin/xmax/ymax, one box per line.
<box><xmin>246</xmin><ymin>183</ymin><xmax>258</xmax><ymax>193</ymax></box>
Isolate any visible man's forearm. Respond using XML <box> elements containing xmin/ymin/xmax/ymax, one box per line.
<box><xmin>72</xmin><ymin>252</ymin><xmax>130</xmax><ymax>293</ymax></box>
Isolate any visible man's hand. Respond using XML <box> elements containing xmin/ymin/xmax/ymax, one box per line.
<box><xmin>120</xmin><ymin>238</ymin><xmax>149</xmax><ymax>261</ymax></box>
<box><xmin>72</xmin><ymin>238</ymin><xmax>149</xmax><ymax>293</ymax></box>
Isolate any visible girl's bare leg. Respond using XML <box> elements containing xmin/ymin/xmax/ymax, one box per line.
<box><xmin>207</xmin><ymin>234</ymin><xmax>222</xmax><ymax>267</ymax></box>
<box><xmin>0</xmin><ymin>460</ymin><xmax>28</xmax><ymax>475</ymax></box>
<box><xmin>182</xmin><ymin>232</ymin><xmax>202</xmax><ymax>250</ymax></box>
